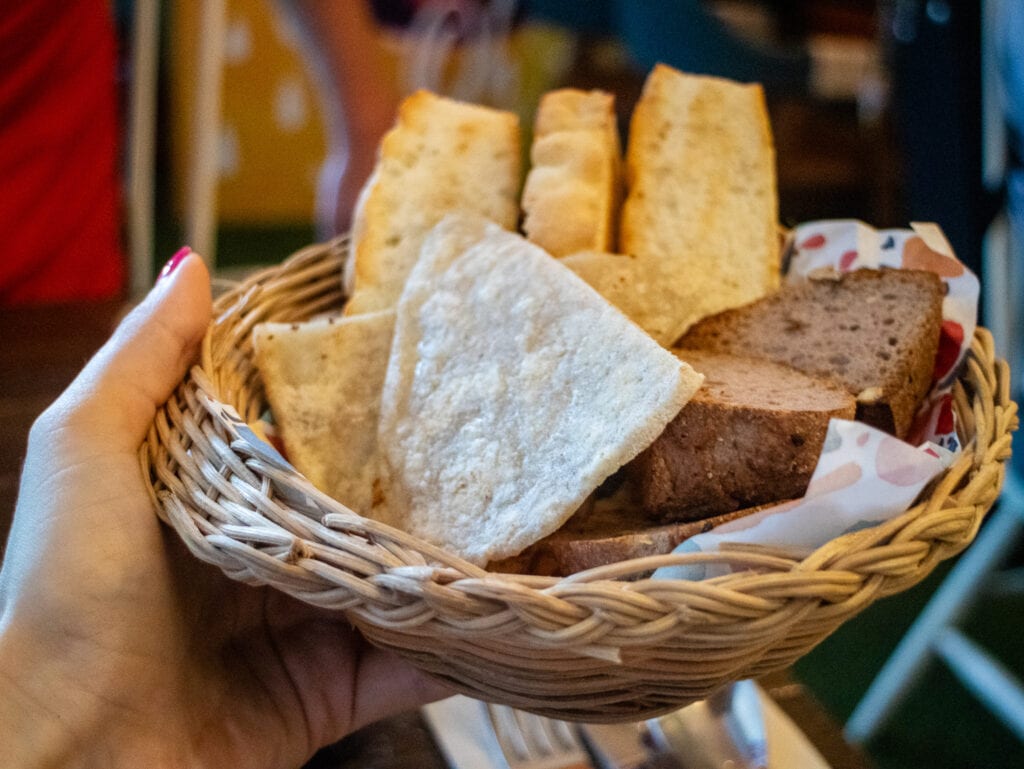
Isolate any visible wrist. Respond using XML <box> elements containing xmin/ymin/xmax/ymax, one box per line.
<box><xmin>0</xmin><ymin>625</ymin><xmax>86</xmax><ymax>768</ymax></box>
<box><xmin>0</xmin><ymin>627</ymin><xmax>191</xmax><ymax>769</ymax></box>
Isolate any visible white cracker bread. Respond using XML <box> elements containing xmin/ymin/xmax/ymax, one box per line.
<box><xmin>343</xmin><ymin>90</ymin><xmax>521</xmax><ymax>316</ymax></box>
<box><xmin>375</xmin><ymin>213</ymin><xmax>703</xmax><ymax>566</ymax></box>
<box><xmin>521</xmin><ymin>89</ymin><xmax>622</xmax><ymax>256</ymax></box>
<box><xmin>253</xmin><ymin>310</ymin><xmax>395</xmax><ymax>515</ymax></box>
<box><xmin>583</xmin><ymin>64</ymin><xmax>778</xmax><ymax>346</ymax></box>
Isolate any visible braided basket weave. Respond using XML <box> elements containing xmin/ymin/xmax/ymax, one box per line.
<box><xmin>144</xmin><ymin>236</ymin><xmax>1018</xmax><ymax>723</ymax></box>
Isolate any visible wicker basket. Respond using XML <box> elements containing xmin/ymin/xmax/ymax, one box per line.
<box><xmin>144</xmin><ymin>237</ymin><xmax>1018</xmax><ymax>723</ymax></box>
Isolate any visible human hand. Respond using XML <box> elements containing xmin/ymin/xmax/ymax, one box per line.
<box><xmin>0</xmin><ymin>252</ymin><xmax>450</xmax><ymax>769</ymax></box>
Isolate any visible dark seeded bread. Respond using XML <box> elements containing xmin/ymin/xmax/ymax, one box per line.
<box><xmin>632</xmin><ymin>350</ymin><xmax>856</xmax><ymax>522</ymax></box>
<box><xmin>679</xmin><ymin>269</ymin><xmax>945</xmax><ymax>438</ymax></box>
<box><xmin>487</xmin><ymin>492</ymin><xmax>761</xmax><ymax>578</ymax></box>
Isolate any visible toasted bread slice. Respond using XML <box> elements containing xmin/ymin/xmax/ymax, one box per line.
<box><xmin>680</xmin><ymin>268</ymin><xmax>945</xmax><ymax>438</ymax></box>
<box><xmin>521</xmin><ymin>89</ymin><xmax>622</xmax><ymax>256</ymax></box>
<box><xmin>618</xmin><ymin>64</ymin><xmax>779</xmax><ymax>344</ymax></box>
<box><xmin>344</xmin><ymin>90</ymin><xmax>521</xmax><ymax>315</ymax></box>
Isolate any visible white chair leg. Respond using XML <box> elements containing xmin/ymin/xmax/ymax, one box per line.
<box><xmin>933</xmin><ymin>627</ymin><xmax>1024</xmax><ymax>741</ymax></box>
<box><xmin>845</xmin><ymin>469</ymin><xmax>1024</xmax><ymax>744</ymax></box>
<box><xmin>126</xmin><ymin>0</ymin><xmax>160</xmax><ymax>297</ymax></box>
<box><xmin>186</xmin><ymin>0</ymin><xmax>228</xmax><ymax>265</ymax></box>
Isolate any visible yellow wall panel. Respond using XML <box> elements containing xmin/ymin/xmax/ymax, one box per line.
<box><xmin>167</xmin><ymin>3</ymin><xmax>578</xmax><ymax>227</ymax></box>
<box><xmin>169</xmin><ymin>1</ymin><xmax>327</xmax><ymax>224</ymax></box>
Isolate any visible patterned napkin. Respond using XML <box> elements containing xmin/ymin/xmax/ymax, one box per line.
<box><xmin>656</xmin><ymin>220</ymin><xmax>978</xmax><ymax>581</ymax></box>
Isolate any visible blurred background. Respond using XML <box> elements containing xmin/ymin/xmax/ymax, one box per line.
<box><xmin>2</xmin><ymin>2</ymin><xmax>1023</xmax><ymax>767</ymax></box>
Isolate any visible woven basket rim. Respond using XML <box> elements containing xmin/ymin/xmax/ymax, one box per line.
<box><xmin>144</xmin><ymin>236</ymin><xmax>1019</xmax><ymax>720</ymax></box>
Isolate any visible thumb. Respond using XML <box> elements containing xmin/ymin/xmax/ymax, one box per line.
<box><xmin>47</xmin><ymin>250</ymin><xmax>212</xmax><ymax>452</ymax></box>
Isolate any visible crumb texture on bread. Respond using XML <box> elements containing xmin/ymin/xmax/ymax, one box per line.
<box><xmin>632</xmin><ymin>350</ymin><xmax>856</xmax><ymax>521</ymax></box>
<box><xmin>345</xmin><ymin>90</ymin><xmax>521</xmax><ymax>315</ymax></box>
<box><xmin>376</xmin><ymin>213</ymin><xmax>703</xmax><ymax>566</ymax></box>
<box><xmin>521</xmin><ymin>89</ymin><xmax>622</xmax><ymax>256</ymax></box>
<box><xmin>680</xmin><ymin>268</ymin><xmax>945</xmax><ymax>438</ymax></box>
<box><xmin>619</xmin><ymin>64</ymin><xmax>779</xmax><ymax>343</ymax></box>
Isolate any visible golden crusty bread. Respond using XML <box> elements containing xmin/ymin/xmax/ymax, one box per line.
<box><xmin>343</xmin><ymin>90</ymin><xmax>521</xmax><ymax>315</ymax></box>
<box><xmin>614</xmin><ymin>63</ymin><xmax>780</xmax><ymax>345</ymax></box>
<box><xmin>521</xmin><ymin>89</ymin><xmax>622</xmax><ymax>256</ymax></box>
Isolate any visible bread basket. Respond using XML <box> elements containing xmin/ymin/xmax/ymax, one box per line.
<box><xmin>144</xmin><ymin>236</ymin><xmax>1018</xmax><ymax>723</ymax></box>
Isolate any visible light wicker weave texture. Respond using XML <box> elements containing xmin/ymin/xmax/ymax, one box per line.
<box><xmin>144</xmin><ymin>237</ymin><xmax>1018</xmax><ymax>723</ymax></box>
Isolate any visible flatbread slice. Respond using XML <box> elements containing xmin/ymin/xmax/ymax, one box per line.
<box><xmin>253</xmin><ymin>310</ymin><xmax>395</xmax><ymax>515</ymax></box>
<box><xmin>376</xmin><ymin>213</ymin><xmax>703</xmax><ymax>566</ymax></box>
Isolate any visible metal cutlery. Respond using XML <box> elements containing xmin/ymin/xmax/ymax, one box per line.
<box><xmin>484</xmin><ymin>701</ymin><xmax>594</xmax><ymax>769</ymax></box>
<box><xmin>483</xmin><ymin>679</ymin><xmax>768</xmax><ymax>769</ymax></box>
<box><xmin>644</xmin><ymin>680</ymin><xmax>768</xmax><ymax>769</ymax></box>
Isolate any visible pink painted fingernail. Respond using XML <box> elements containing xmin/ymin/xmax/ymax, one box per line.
<box><xmin>158</xmin><ymin>247</ymin><xmax>192</xmax><ymax>282</ymax></box>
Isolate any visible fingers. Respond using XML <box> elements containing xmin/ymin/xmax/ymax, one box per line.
<box><xmin>348</xmin><ymin>646</ymin><xmax>455</xmax><ymax>733</ymax></box>
<box><xmin>41</xmin><ymin>251</ymin><xmax>212</xmax><ymax>453</ymax></box>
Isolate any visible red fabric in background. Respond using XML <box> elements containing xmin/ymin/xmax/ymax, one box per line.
<box><xmin>0</xmin><ymin>1</ymin><xmax>126</xmax><ymax>304</ymax></box>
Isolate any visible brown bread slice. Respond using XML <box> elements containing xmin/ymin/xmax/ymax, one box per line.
<box><xmin>679</xmin><ymin>269</ymin><xmax>945</xmax><ymax>438</ymax></box>
<box><xmin>488</xmin><ymin>501</ymin><xmax>759</xmax><ymax>578</ymax></box>
<box><xmin>632</xmin><ymin>350</ymin><xmax>856</xmax><ymax>523</ymax></box>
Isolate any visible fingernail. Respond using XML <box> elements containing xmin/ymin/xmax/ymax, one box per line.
<box><xmin>158</xmin><ymin>247</ymin><xmax>192</xmax><ymax>282</ymax></box>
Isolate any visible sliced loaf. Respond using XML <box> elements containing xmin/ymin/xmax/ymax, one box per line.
<box><xmin>631</xmin><ymin>350</ymin><xmax>856</xmax><ymax>522</ymax></box>
<box><xmin>680</xmin><ymin>268</ymin><xmax>945</xmax><ymax>438</ymax></box>
<box><xmin>618</xmin><ymin>64</ymin><xmax>780</xmax><ymax>344</ymax></box>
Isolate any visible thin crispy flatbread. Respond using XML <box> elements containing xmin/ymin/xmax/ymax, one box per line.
<box><xmin>376</xmin><ymin>213</ymin><xmax>703</xmax><ymax>565</ymax></box>
<box><xmin>253</xmin><ymin>310</ymin><xmax>395</xmax><ymax>515</ymax></box>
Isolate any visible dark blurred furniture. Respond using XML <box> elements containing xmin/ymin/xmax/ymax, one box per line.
<box><xmin>0</xmin><ymin>299</ymin><xmax>125</xmax><ymax>547</ymax></box>
<box><xmin>536</xmin><ymin>1</ymin><xmax>903</xmax><ymax>228</ymax></box>
<box><xmin>882</xmin><ymin>0</ymin><xmax>998</xmax><ymax>278</ymax></box>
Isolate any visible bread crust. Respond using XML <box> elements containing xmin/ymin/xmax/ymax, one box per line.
<box><xmin>521</xmin><ymin>89</ymin><xmax>622</xmax><ymax>256</ymax></box>
<box><xmin>345</xmin><ymin>90</ymin><xmax>521</xmax><ymax>314</ymax></box>
<box><xmin>619</xmin><ymin>64</ymin><xmax>780</xmax><ymax>342</ymax></box>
